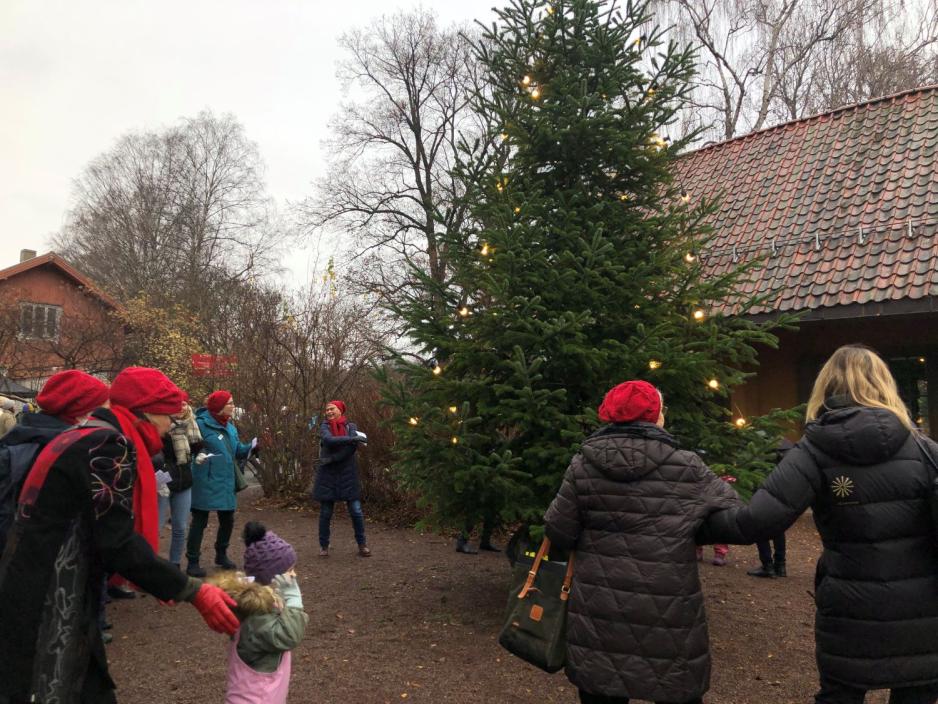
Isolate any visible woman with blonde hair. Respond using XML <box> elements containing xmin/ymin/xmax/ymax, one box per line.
<box><xmin>700</xmin><ymin>344</ymin><xmax>938</xmax><ymax>704</ymax></box>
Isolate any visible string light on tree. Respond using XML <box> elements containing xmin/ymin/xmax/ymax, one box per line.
<box><xmin>522</xmin><ymin>75</ymin><xmax>532</xmax><ymax>86</ymax></box>
<box><xmin>480</xmin><ymin>242</ymin><xmax>491</xmax><ymax>257</ymax></box>
<box><xmin>530</xmin><ymin>87</ymin><xmax>541</xmax><ymax>100</ymax></box>
<box><xmin>408</xmin><ymin>417</ymin><xmax>419</xmax><ymax>426</ymax></box>
<box><xmin>735</xmin><ymin>417</ymin><xmax>748</xmax><ymax>428</ymax></box>
<box><xmin>648</xmin><ymin>359</ymin><xmax>662</xmax><ymax>370</ymax></box>
<box><xmin>707</xmin><ymin>378</ymin><xmax>720</xmax><ymax>390</ymax></box>
<box><xmin>448</xmin><ymin>406</ymin><xmax>458</xmax><ymax>414</ymax></box>
<box><xmin>451</xmin><ymin>436</ymin><xmax>459</xmax><ymax>445</ymax></box>
<box><xmin>692</xmin><ymin>309</ymin><xmax>706</xmax><ymax>322</ymax></box>
<box><xmin>458</xmin><ymin>306</ymin><xmax>470</xmax><ymax>317</ymax></box>
<box><xmin>684</xmin><ymin>251</ymin><xmax>697</xmax><ymax>263</ymax></box>
<box><xmin>680</xmin><ymin>190</ymin><xmax>690</xmax><ymax>203</ymax></box>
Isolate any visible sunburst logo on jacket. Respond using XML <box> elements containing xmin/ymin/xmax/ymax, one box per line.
<box><xmin>831</xmin><ymin>475</ymin><xmax>854</xmax><ymax>498</ymax></box>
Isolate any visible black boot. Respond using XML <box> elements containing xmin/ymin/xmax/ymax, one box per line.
<box><xmin>773</xmin><ymin>561</ymin><xmax>787</xmax><ymax>577</ymax></box>
<box><xmin>186</xmin><ymin>559</ymin><xmax>206</xmax><ymax>578</ymax></box>
<box><xmin>746</xmin><ymin>563</ymin><xmax>776</xmax><ymax>578</ymax></box>
<box><xmin>215</xmin><ymin>550</ymin><xmax>237</xmax><ymax>570</ymax></box>
<box><xmin>455</xmin><ymin>536</ymin><xmax>478</xmax><ymax>554</ymax></box>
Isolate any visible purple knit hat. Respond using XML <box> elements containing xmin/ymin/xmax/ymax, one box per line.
<box><xmin>242</xmin><ymin>522</ymin><xmax>297</xmax><ymax>585</ymax></box>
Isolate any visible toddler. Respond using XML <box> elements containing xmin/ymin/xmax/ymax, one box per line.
<box><xmin>210</xmin><ymin>522</ymin><xmax>308</xmax><ymax>704</ymax></box>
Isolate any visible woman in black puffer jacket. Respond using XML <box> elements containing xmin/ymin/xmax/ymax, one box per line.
<box><xmin>701</xmin><ymin>345</ymin><xmax>938</xmax><ymax>704</ymax></box>
<box><xmin>544</xmin><ymin>380</ymin><xmax>742</xmax><ymax>704</ymax></box>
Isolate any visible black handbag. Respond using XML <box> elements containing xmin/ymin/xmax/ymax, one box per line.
<box><xmin>911</xmin><ymin>433</ymin><xmax>938</xmax><ymax>542</ymax></box>
<box><xmin>498</xmin><ymin>537</ymin><xmax>574</xmax><ymax>673</ymax></box>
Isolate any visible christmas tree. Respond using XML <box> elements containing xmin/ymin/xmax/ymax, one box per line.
<box><xmin>379</xmin><ymin>0</ymin><xmax>795</xmax><ymax>532</ymax></box>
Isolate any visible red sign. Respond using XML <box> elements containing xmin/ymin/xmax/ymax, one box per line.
<box><xmin>191</xmin><ymin>354</ymin><xmax>238</xmax><ymax>377</ymax></box>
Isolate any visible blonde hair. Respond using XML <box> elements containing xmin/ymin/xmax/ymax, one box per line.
<box><xmin>805</xmin><ymin>345</ymin><xmax>914</xmax><ymax>429</ymax></box>
<box><xmin>207</xmin><ymin>571</ymin><xmax>279</xmax><ymax>618</ymax></box>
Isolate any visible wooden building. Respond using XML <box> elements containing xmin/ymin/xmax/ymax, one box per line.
<box><xmin>676</xmin><ymin>86</ymin><xmax>938</xmax><ymax>433</ymax></box>
<box><xmin>0</xmin><ymin>250</ymin><xmax>123</xmax><ymax>391</ymax></box>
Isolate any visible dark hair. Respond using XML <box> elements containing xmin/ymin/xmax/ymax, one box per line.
<box><xmin>243</xmin><ymin>521</ymin><xmax>268</xmax><ymax>547</ymax></box>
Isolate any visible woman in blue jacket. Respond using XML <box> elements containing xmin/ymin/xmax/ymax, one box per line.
<box><xmin>185</xmin><ymin>390</ymin><xmax>253</xmax><ymax>577</ymax></box>
<box><xmin>313</xmin><ymin>400</ymin><xmax>370</xmax><ymax>557</ymax></box>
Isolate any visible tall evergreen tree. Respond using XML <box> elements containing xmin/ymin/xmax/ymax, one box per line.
<box><xmin>379</xmin><ymin>0</ymin><xmax>793</xmax><ymax>531</ymax></box>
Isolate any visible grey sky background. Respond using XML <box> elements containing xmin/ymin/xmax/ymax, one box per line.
<box><xmin>0</xmin><ymin>0</ymin><xmax>497</xmax><ymax>284</ymax></box>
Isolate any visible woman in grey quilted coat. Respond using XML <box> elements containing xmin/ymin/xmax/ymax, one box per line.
<box><xmin>544</xmin><ymin>380</ymin><xmax>741</xmax><ymax>704</ymax></box>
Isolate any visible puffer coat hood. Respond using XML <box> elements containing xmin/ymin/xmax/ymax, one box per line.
<box><xmin>805</xmin><ymin>401</ymin><xmax>909</xmax><ymax>466</ymax></box>
<box><xmin>544</xmin><ymin>422</ymin><xmax>741</xmax><ymax>702</ymax></box>
<box><xmin>701</xmin><ymin>404</ymin><xmax>938</xmax><ymax>689</ymax></box>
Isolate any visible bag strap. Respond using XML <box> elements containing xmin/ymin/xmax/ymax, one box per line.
<box><xmin>17</xmin><ymin>426</ymin><xmax>106</xmax><ymax>514</ymax></box>
<box><xmin>517</xmin><ymin>536</ymin><xmax>577</xmax><ymax>600</ymax></box>
<box><xmin>518</xmin><ymin>537</ymin><xmax>551</xmax><ymax>599</ymax></box>
<box><xmin>913</xmin><ymin>433</ymin><xmax>938</xmax><ymax>479</ymax></box>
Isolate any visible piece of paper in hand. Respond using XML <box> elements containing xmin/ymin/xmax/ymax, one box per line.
<box><xmin>154</xmin><ymin>470</ymin><xmax>173</xmax><ymax>485</ymax></box>
<box><xmin>251</xmin><ymin>437</ymin><xmax>258</xmax><ymax>450</ymax></box>
<box><xmin>356</xmin><ymin>431</ymin><xmax>368</xmax><ymax>441</ymax></box>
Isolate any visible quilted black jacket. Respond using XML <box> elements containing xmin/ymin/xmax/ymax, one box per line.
<box><xmin>543</xmin><ymin>422</ymin><xmax>741</xmax><ymax>701</ymax></box>
<box><xmin>700</xmin><ymin>402</ymin><xmax>938</xmax><ymax>689</ymax></box>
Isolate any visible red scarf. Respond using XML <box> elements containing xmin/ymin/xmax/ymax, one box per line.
<box><xmin>109</xmin><ymin>404</ymin><xmax>160</xmax><ymax>553</ymax></box>
<box><xmin>211</xmin><ymin>411</ymin><xmax>231</xmax><ymax>426</ymax></box>
<box><xmin>328</xmin><ymin>415</ymin><xmax>348</xmax><ymax>437</ymax></box>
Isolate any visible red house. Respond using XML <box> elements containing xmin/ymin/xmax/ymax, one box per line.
<box><xmin>675</xmin><ymin>86</ymin><xmax>938</xmax><ymax>434</ymax></box>
<box><xmin>0</xmin><ymin>250</ymin><xmax>124</xmax><ymax>392</ymax></box>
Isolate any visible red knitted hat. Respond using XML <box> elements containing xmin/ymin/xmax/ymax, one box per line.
<box><xmin>206</xmin><ymin>390</ymin><xmax>233</xmax><ymax>414</ymax></box>
<box><xmin>36</xmin><ymin>370</ymin><xmax>109</xmax><ymax>424</ymax></box>
<box><xmin>327</xmin><ymin>400</ymin><xmax>346</xmax><ymax>415</ymax></box>
<box><xmin>598</xmin><ymin>380</ymin><xmax>662</xmax><ymax>424</ymax></box>
<box><xmin>109</xmin><ymin>367</ymin><xmax>185</xmax><ymax>415</ymax></box>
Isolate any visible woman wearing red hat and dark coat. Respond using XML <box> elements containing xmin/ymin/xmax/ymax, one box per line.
<box><xmin>543</xmin><ymin>381</ymin><xmax>742</xmax><ymax>704</ymax></box>
<box><xmin>187</xmin><ymin>390</ymin><xmax>254</xmax><ymax>577</ymax></box>
<box><xmin>0</xmin><ymin>370</ymin><xmax>109</xmax><ymax>556</ymax></box>
<box><xmin>313</xmin><ymin>400</ymin><xmax>370</xmax><ymax>557</ymax></box>
<box><xmin>0</xmin><ymin>367</ymin><xmax>239</xmax><ymax>704</ymax></box>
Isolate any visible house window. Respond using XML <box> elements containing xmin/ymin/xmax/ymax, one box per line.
<box><xmin>20</xmin><ymin>303</ymin><xmax>62</xmax><ymax>340</ymax></box>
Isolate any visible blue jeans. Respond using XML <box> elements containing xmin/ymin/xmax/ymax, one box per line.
<box><xmin>319</xmin><ymin>500</ymin><xmax>366</xmax><ymax>548</ymax></box>
<box><xmin>157</xmin><ymin>488</ymin><xmax>192</xmax><ymax>565</ymax></box>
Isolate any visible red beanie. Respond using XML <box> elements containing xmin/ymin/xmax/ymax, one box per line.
<box><xmin>327</xmin><ymin>400</ymin><xmax>346</xmax><ymax>415</ymax></box>
<box><xmin>110</xmin><ymin>367</ymin><xmax>185</xmax><ymax>415</ymax></box>
<box><xmin>206</xmin><ymin>390</ymin><xmax>233</xmax><ymax>414</ymax></box>
<box><xmin>36</xmin><ymin>370</ymin><xmax>109</xmax><ymax>424</ymax></box>
<box><xmin>598</xmin><ymin>380</ymin><xmax>662</xmax><ymax>424</ymax></box>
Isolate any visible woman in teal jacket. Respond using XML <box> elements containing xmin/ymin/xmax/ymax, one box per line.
<box><xmin>185</xmin><ymin>390</ymin><xmax>253</xmax><ymax>577</ymax></box>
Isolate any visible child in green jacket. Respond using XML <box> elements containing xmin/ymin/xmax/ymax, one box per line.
<box><xmin>210</xmin><ymin>523</ymin><xmax>308</xmax><ymax>704</ymax></box>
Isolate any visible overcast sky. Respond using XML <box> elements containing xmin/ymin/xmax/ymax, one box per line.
<box><xmin>0</xmin><ymin>0</ymin><xmax>497</xmax><ymax>283</ymax></box>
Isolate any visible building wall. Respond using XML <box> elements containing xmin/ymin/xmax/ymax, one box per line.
<box><xmin>0</xmin><ymin>263</ymin><xmax>123</xmax><ymax>386</ymax></box>
<box><xmin>733</xmin><ymin>311</ymin><xmax>938</xmax><ymax>436</ymax></box>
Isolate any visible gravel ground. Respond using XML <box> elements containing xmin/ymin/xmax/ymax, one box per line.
<box><xmin>104</xmin><ymin>490</ymin><xmax>892</xmax><ymax>703</ymax></box>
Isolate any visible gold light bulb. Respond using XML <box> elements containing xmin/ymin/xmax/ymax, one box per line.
<box><xmin>458</xmin><ymin>306</ymin><xmax>470</xmax><ymax>317</ymax></box>
<box><xmin>692</xmin><ymin>309</ymin><xmax>706</xmax><ymax>322</ymax></box>
<box><xmin>448</xmin><ymin>406</ymin><xmax>458</xmax><ymax>414</ymax></box>
<box><xmin>648</xmin><ymin>360</ymin><xmax>661</xmax><ymax>370</ymax></box>
<box><xmin>735</xmin><ymin>417</ymin><xmax>747</xmax><ymax>428</ymax></box>
<box><xmin>408</xmin><ymin>417</ymin><xmax>419</xmax><ymax>426</ymax></box>
<box><xmin>480</xmin><ymin>243</ymin><xmax>490</xmax><ymax>256</ymax></box>
<box><xmin>522</xmin><ymin>75</ymin><xmax>531</xmax><ymax>86</ymax></box>
<box><xmin>708</xmin><ymin>378</ymin><xmax>720</xmax><ymax>390</ymax></box>
<box><xmin>530</xmin><ymin>87</ymin><xmax>541</xmax><ymax>100</ymax></box>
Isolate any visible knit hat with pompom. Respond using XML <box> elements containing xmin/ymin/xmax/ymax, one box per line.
<box><xmin>242</xmin><ymin>522</ymin><xmax>297</xmax><ymax>585</ymax></box>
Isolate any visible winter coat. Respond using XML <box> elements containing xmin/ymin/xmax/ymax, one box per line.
<box><xmin>0</xmin><ymin>408</ymin><xmax>191</xmax><ymax>704</ymax></box>
<box><xmin>191</xmin><ymin>408</ymin><xmax>251</xmax><ymax>512</ymax></box>
<box><xmin>699</xmin><ymin>400</ymin><xmax>938</xmax><ymax>690</ymax></box>
<box><xmin>543</xmin><ymin>422</ymin><xmax>742</xmax><ymax>702</ymax></box>
<box><xmin>312</xmin><ymin>421</ymin><xmax>362</xmax><ymax>502</ymax></box>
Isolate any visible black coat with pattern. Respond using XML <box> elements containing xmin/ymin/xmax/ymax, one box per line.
<box><xmin>700</xmin><ymin>403</ymin><xmax>938</xmax><ymax>689</ymax></box>
<box><xmin>543</xmin><ymin>422</ymin><xmax>741</xmax><ymax>702</ymax></box>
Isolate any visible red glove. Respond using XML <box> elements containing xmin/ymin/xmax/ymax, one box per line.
<box><xmin>191</xmin><ymin>583</ymin><xmax>239</xmax><ymax>635</ymax></box>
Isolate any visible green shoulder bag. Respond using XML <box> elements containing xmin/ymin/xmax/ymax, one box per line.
<box><xmin>497</xmin><ymin>537</ymin><xmax>575</xmax><ymax>674</ymax></box>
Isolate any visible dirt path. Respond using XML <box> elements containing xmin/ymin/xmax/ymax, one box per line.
<box><xmin>105</xmin><ymin>491</ymin><xmax>888</xmax><ymax>703</ymax></box>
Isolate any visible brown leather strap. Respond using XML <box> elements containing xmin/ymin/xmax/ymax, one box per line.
<box><xmin>517</xmin><ymin>537</ymin><xmax>576</xmax><ymax>601</ymax></box>
<box><xmin>518</xmin><ymin>537</ymin><xmax>551</xmax><ymax>599</ymax></box>
<box><xmin>560</xmin><ymin>550</ymin><xmax>575</xmax><ymax>601</ymax></box>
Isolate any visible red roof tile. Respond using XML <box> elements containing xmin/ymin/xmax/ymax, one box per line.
<box><xmin>0</xmin><ymin>253</ymin><xmax>120</xmax><ymax>311</ymax></box>
<box><xmin>675</xmin><ymin>86</ymin><xmax>938</xmax><ymax>315</ymax></box>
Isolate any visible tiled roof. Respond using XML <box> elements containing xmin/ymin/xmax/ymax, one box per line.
<box><xmin>0</xmin><ymin>252</ymin><xmax>120</xmax><ymax>311</ymax></box>
<box><xmin>674</xmin><ymin>85</ymin><xmax>938</xmax><ymax>316</ymax></box>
